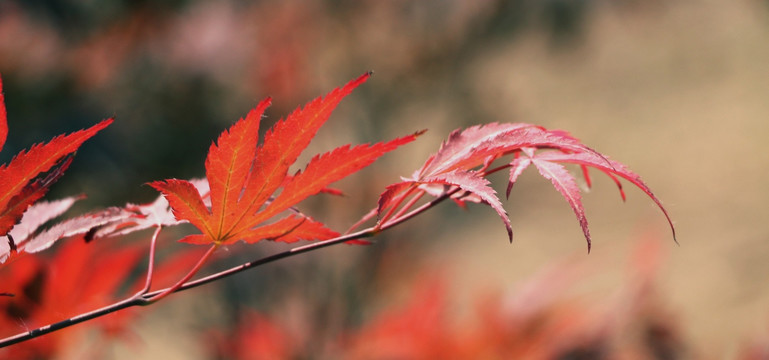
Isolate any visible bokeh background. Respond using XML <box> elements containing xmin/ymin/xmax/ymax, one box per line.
<box><xmin>1</xmin><ymin>0</ymin><xmax>768</xmax><ymax>358</ymax></box>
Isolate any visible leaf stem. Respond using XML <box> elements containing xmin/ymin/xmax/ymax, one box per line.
<box><xmin>378</xmin><ymin>185</ymin><xmax>418</xmax><ymax>226</ymax></box>
<box><xmin>388</xmin><ymin>189</ymin><xmax>425</xmax><ymax>224</ymax></box>
<box><xmin>482</xmin><ymin>163</ymin><xmax>512</xmax><ymax>177</ymax></box>
<box><xmin>144</xmin><ymin>244</ymin><xmax>217</xmax><ymax>304</ymax></box>
<box><xmin>138</xmin><ymin>225</ymin><xmax>163</xmax><ymax>295</ymax></box>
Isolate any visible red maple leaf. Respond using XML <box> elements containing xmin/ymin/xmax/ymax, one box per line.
<box><xmin>0</xmin><ymin>74</ymin><xmax>112</xmax><ymax>240</ymax></box>
<box><xmin>378</xmin><ymin>123</ymin><xmax>675</xmax><ymax>251</ymax></box>
<box><xmin>151</xmin><ymin>73</ymin><xmax>421</xmax><ymax>245</ymax></box>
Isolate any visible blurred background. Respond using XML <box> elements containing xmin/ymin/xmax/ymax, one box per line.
<box><xmin>1</xmin><ymin>0</ymin><xmax>768</xmax><ymax>358</ymax></box>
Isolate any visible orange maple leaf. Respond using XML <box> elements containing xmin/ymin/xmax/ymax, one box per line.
<box><xmin>151</xmin><ymin>73</ymin><xmax>421</xmax><ymax>245</ymax></box>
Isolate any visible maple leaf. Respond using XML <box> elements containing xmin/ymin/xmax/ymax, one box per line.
<box><xmin>378</xmin><ymin>123</ymin><xmax>675</xmax><ymax>251</ymax></box>
<box><xmin>0</xmin><ymin>74</ymin><xmax>112</xmax><ymax>237</ymax></box>
<box><xmin>151</xmin><ymin>73</ymin><xmax>421</xmax><ymax>245</ymax></box>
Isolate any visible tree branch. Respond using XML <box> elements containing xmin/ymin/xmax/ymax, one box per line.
<box><xmin>0</xmin><ymin>189</ymin><xmax>455</xmax><ymax>348</ymax></box>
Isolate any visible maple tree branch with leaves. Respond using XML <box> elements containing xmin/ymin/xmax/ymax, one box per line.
<box><xmin>0</xmin><ymin>73</ymin><xmax>674</xmax><ymax>350</ymax></box>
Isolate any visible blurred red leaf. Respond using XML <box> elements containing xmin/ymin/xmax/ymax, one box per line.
<box><xmin>210</xmin><ymin>311</ymin><xmax>293</xmax><ymax>360</ymax></box>
<box><xmin>343</xmin><ymin>276</ymin><xmax>452</xmax><ymax>359</ymax></box>
<box><xmin>0</xmin><ymin>237</ymin><xmax>144</xmax><ymax>358</ymax></box>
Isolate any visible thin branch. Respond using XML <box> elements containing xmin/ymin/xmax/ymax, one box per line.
<box><xmin>0</xmin><ymin>189</ymin><xmax>456</xmax><ymax>348</ymax></box>
<box><xmin>0</xmin><ymin>296</ymin><xmax>143</xmax><ymax>347</ymax></box>
<box><xmin>142</xmin><ymin>228</ymin><xmax>377</xmax><ymax>298</ymax></box>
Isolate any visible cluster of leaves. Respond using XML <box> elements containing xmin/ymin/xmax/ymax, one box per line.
<box><xmin>374</xmin><ymin>122</ymin><xmax>675</xmax><ymax>252</ymax></box>
<box><xmin>0</xmin><ymin>72</ymin><xmax>675</xmax><ymax>352</ymax></box>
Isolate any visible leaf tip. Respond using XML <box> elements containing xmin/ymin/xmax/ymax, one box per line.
<box><xmin>145</xmin><ymin>180</ymin><xmax>165</xmax><ymax>190</ymax></box>
<box><xmin>253</xmin><ymin>96</ymin><xmax>273</xmax><ymax>114</ymax></box>
<box><xmin>98</xmin><ymin>117</ymin><xmax>115</xmax><ymax>129</ymax></box>
<box><xmin>583</xmin><ymin>226</ymin><xmax>592</xmax><ymax>253</ymax></box>
<box><xmin>670</xmin><ymin>224</ymin><xmax>679</xmax><ymax>246</ymax></box>
<box><xmin>355</xmin><ymin>71</ymin><xmax>373</xmax><ymax>85</ymax></box>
